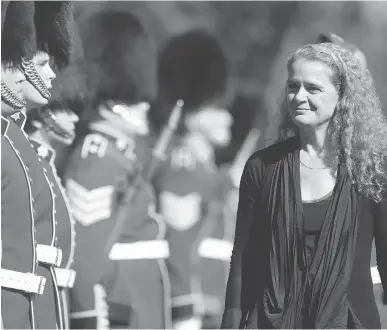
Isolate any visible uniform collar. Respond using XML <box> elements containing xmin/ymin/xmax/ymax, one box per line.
<box><xmin>8</xmin><ymin>111</ymin><xmax>27</xmax><ymax>130</ymax></box>
<box><xmin>29</xmin><ymin>137</ymin><xmax>56</xmax><ymax>164</ymax></box>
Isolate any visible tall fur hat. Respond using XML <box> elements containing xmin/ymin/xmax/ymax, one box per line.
<box><xmin>33</xmin><ymin>1</ymin><xmax>75</xmax><ymax>67</ymax></box>
<box><xmin>78</xmin><ymin>9</ymin><xmax>156</xmax><ymax>106</ymax></box>
<box><xmin>1</xmin><ymin>1</ymin><xmax>9</xmax><ymax>32</ymax></box>
<box><xmin>45</xmin><ymin>59</ymin><xmax>88</xmax><ymax>116</ymax></box>
<box><xmin>1</xmin><ymin>1</ymin><xmax>37</xmax><ymax>65</ymax></box>
<box><xmin>158</xmin><ymin>30</ymin><xmax>229</xmax><ymax>113</ymax></box>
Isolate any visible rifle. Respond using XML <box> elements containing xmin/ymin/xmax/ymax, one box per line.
<box><xmin>103</xmin><ymin>100</ymin><xmax>183</xmax><ymax>259</ymax></box>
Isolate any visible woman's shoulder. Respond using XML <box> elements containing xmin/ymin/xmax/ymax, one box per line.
<box><xmin>246</xmin><ymin>136</ymin><xmax>300</xmax><ymax>170</ymax></box>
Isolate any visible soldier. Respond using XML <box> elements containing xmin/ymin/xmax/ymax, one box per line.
<box><xmin>61</xmin><ymin>10</ymin><xmax>171</xmax><ymax>329</ymax></box>
<box><xmin>24</xmin><ymin>59</ymin><xmax>87</xmax><ymax>329</ymax></box>
<box><xmin>1</xmin><ymin>2</ymin><xmax>41</xmax><ymax>328</ymax></box>
<box><xmin>1</xmin><ymin>1</ymin><xmax>74</xmax><ymax>329</ymax></box>
<box><xmin>152</xmin><ymin>30</ymin><xmax>234</xmax><ymax>329</ymax></box>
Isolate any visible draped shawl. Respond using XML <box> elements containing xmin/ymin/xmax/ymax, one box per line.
<box><xmin>240</xmin><ymin>137</ymin><xmax>363</xmax><ymax>329</ymax></box>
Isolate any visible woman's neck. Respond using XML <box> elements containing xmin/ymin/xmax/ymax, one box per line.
<box><xmin>299</xmin><ymin>125</ymin><xmax>330</xmax><ymax>157</ymax></box>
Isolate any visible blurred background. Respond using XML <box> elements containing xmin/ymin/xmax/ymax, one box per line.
<box><xmin>73</xmin><ymin>1</ymin><xmax>387</xmax><ymax>161</ymax></box>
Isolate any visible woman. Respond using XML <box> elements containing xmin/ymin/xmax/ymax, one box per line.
<box><xmin>221</xmin><ymin>42</ymin><xmax>387</xmax><ymax>329</ymax></box>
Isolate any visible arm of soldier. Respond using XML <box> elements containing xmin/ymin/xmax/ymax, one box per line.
<box><xmin>375</xmin><ymin>193</ymin><xmax>387</xmax><ymax>304</ymax></box>
<box><xmin>220</xmin><ymin>157</ymin><xmax>260</xmax><ymax>329</ymax></box>
<box><xmin>62</xmin><ymin>139</ymin><xmax>123</xmax><ymax>227</ymax></box>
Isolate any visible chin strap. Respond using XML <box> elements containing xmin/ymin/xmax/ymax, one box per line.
<box><xmin>1</xmin><ymin>81</ymin><xmax>26</xmax><ymax>110</ymax></box>
<box><xmin>20</xmin><ymin>58</ymin><xmax>51</xmax><ymax>100</ymax></box>
<box><xmin>38</xmin><ymin>108</ymin><xmax>74</xmax><ymax>141</ymax></box>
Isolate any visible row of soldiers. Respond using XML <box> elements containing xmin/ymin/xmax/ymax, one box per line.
<box><xmin>1</xmin><ymin>2</ymin><xmax>249</xmax><ymax>329</ymax></box>
<box><xmin>2</xmin><ymin>2</ymin><xmax>384</xmax><ymax>330</ymax></box>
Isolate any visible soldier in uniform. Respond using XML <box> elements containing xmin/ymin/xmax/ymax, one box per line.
<box><xmin>1</xmin><ymin>2</ymin><xmax>42</xmax><ymax>328</ymax></box>
<box><xmin>61</xmin><ymin>10</ymin><xmax>171</xmax><ymax>329</ymax></box>
<box><xmin>24</xmin><ymin>59</ymin><xmax>88</xmax><ymax>329</ymax></box>
<box><xmin>1</xmin><ymin>1</ymin><xmax>75</xmax><ymax>329</ymax></box>
<box><xmin>152</xmin><ymin>30</ymin><xmax>234</xmax><ymax>329</ymax></box>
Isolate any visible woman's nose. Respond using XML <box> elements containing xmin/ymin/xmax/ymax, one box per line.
<box><xmin>294</xmin><ymin>86</ymin><xmax>307</xmax><ymax>102</ymax></box>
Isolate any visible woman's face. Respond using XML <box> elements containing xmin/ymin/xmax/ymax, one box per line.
<box><xmin>286</xmin><ymin>59</ymin><xmax>340</xmax><ymax>130</ymax></box>
<box><xmin>1</xmin><ymin>64</ymin><xmax>26</xmax><ymax>114</ymax></box>
<box><xmin>22</xmin><ymin>52</ymin><xmax>56</xmax><ymax>110</ymax></box>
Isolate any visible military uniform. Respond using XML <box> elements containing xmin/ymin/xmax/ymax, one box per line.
<box><xmin>1</xmin><ymin>114</ymin><xmax>42</xmax><ymax>329</ymax></box>
<box><xmin>2</xmin><ymin>1</ymin><xmax>74</xmax><ymax>328</ymax></box>
<box><xmin>1</xmin><ymin>113</ymin><xmax>62</xmax><ymax>329</ymax></box>
<box><xmin>30</xmin><ymin>138</ymin><xmax>77</xmax><ymax>329</ymax></box>
<box><xmin>63</xmin><ymin>124</ymin><xmax>170</xmax><ymax>329</ymax></box>
<box><xmin>153</xmin><ymin>141</ymin><xmax>234</xmax><ymax>328</ymax></box>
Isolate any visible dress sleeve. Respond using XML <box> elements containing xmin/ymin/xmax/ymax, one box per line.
<box><xmin>375</xmin><ymin>192</ymin><xmax>387</xmax><ymax>304</ymax></box>
<box><xmin>221</xmin><ymin>156</ymin><xmax>261</xmax><ymax>329</ymax></box>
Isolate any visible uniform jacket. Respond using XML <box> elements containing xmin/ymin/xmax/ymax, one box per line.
<box><xmin>62</xmin><ymin>120</ymin><xmax>170</xmax><ymax>328</ymax></box>
<box><xmin>1</xmin><ymin>113</ymin><xmax>61</xmax><ymax>329</ymax></box>
<box><xmin>152</xmin><ymin>139</ymin><xmax>235</xmax><ymax>322</ymax></box>
<box><xmin>30</xmin><ymin>138</ymin><xmax>76</xmax><ymax>329</ymax></box>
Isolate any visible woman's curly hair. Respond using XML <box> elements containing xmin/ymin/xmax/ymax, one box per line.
<box><xmin>275</xmin><ymin>43</ymin><xmax>387</xmax><ymax>203</ymax></box>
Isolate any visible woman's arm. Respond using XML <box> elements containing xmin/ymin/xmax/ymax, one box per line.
<box><xmin>221</xmin><ymin>157</ymin><xmax>261</xmax><ymax>329</ymax></box>
<box><xmin>375</xmin><ymin>194</ymin><xmax>387</xmax><ymax>303</ymax></box>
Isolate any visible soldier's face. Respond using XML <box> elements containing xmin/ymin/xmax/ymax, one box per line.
<box><xmin>44</xmin><ymin>109</ymin><xmax>80</xmax><ymax>146</ymax></box>
<box><xmin>22</xmin><ymin>52</ymin><xmax>56</xmax><ymax>110</ymax></box>
<box><xmin>187</xmin><ymin>106</ymin><xmax>233</xmax><ymax>147</ymax></box>
<box><xmin>1</xmin><ymin>64</ymin><xmax>26</xmax><ymax>115</ymax></box>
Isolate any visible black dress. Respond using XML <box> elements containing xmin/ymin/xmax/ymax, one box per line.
<box><xmin>303</xmin><ymin>195</ymin><xmax>385</xmax><ymax>329</ymax></box>
<box><xmin>221</xmin><ymin>138</ymin><xmax>387</xmax><ymax>329</ymax></box>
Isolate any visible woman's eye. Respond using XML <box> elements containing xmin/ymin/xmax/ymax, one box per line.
<box><xmin>308</xmin><ymin>87</ymin><xmax>321</xmax><ymax>93</ymax></box>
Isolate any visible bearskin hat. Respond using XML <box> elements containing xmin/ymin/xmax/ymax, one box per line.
<box><xmin>1</xmin><ymin>1</ymin><xmax>9</xmax><ymax>32</ymax></box>
<box><xmin>47</xmin><ymin>60</ymin><xmax>88</xmax><ymax>116</ymax></box>
<box><xmin>1</xmin><ymin>1</ymin><xmax>37</xmax><ymax>65</ymax></box>
<box><xmin>33</xmin><ymin>1</ymin><xmax>75</xmax><ymax>67</ymax></box>
<box><xmin>78</xmin><ymin>9</ymin><xmax>156</xmax><ymax>107</ymax></box>
<box><xmin>46</xmin><ymin>25</ymin><xmax>86</xmax><ymax>116</ymax></box>
<box><xmin>158</xmin><ymin>30</ymin><xmax>229</xmax><ymax>113</ymax></box>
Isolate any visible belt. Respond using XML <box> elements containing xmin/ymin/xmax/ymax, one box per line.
<box><xmin>36</xmin><ymin>244</ymin><xmax>62</xmax><ymax>267</ymax></box>
<box><xmin>109</xmin><ymin>240</ymin><xmax>170</xmax><ymax>260</ymax></box>
<box><xmin>1</xmin><ymin>269</ymin><xmax>46</xmax><ymax>294</ymax></box>
<box><xmin>198</xmin><ymin>238</ymin><xmax>233</xmax><ymax>261</ymax></box>
<box><xmin>55</xmin><ymin>268</ymin><xmax>76</xmax><ymax>288</ymax></box>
